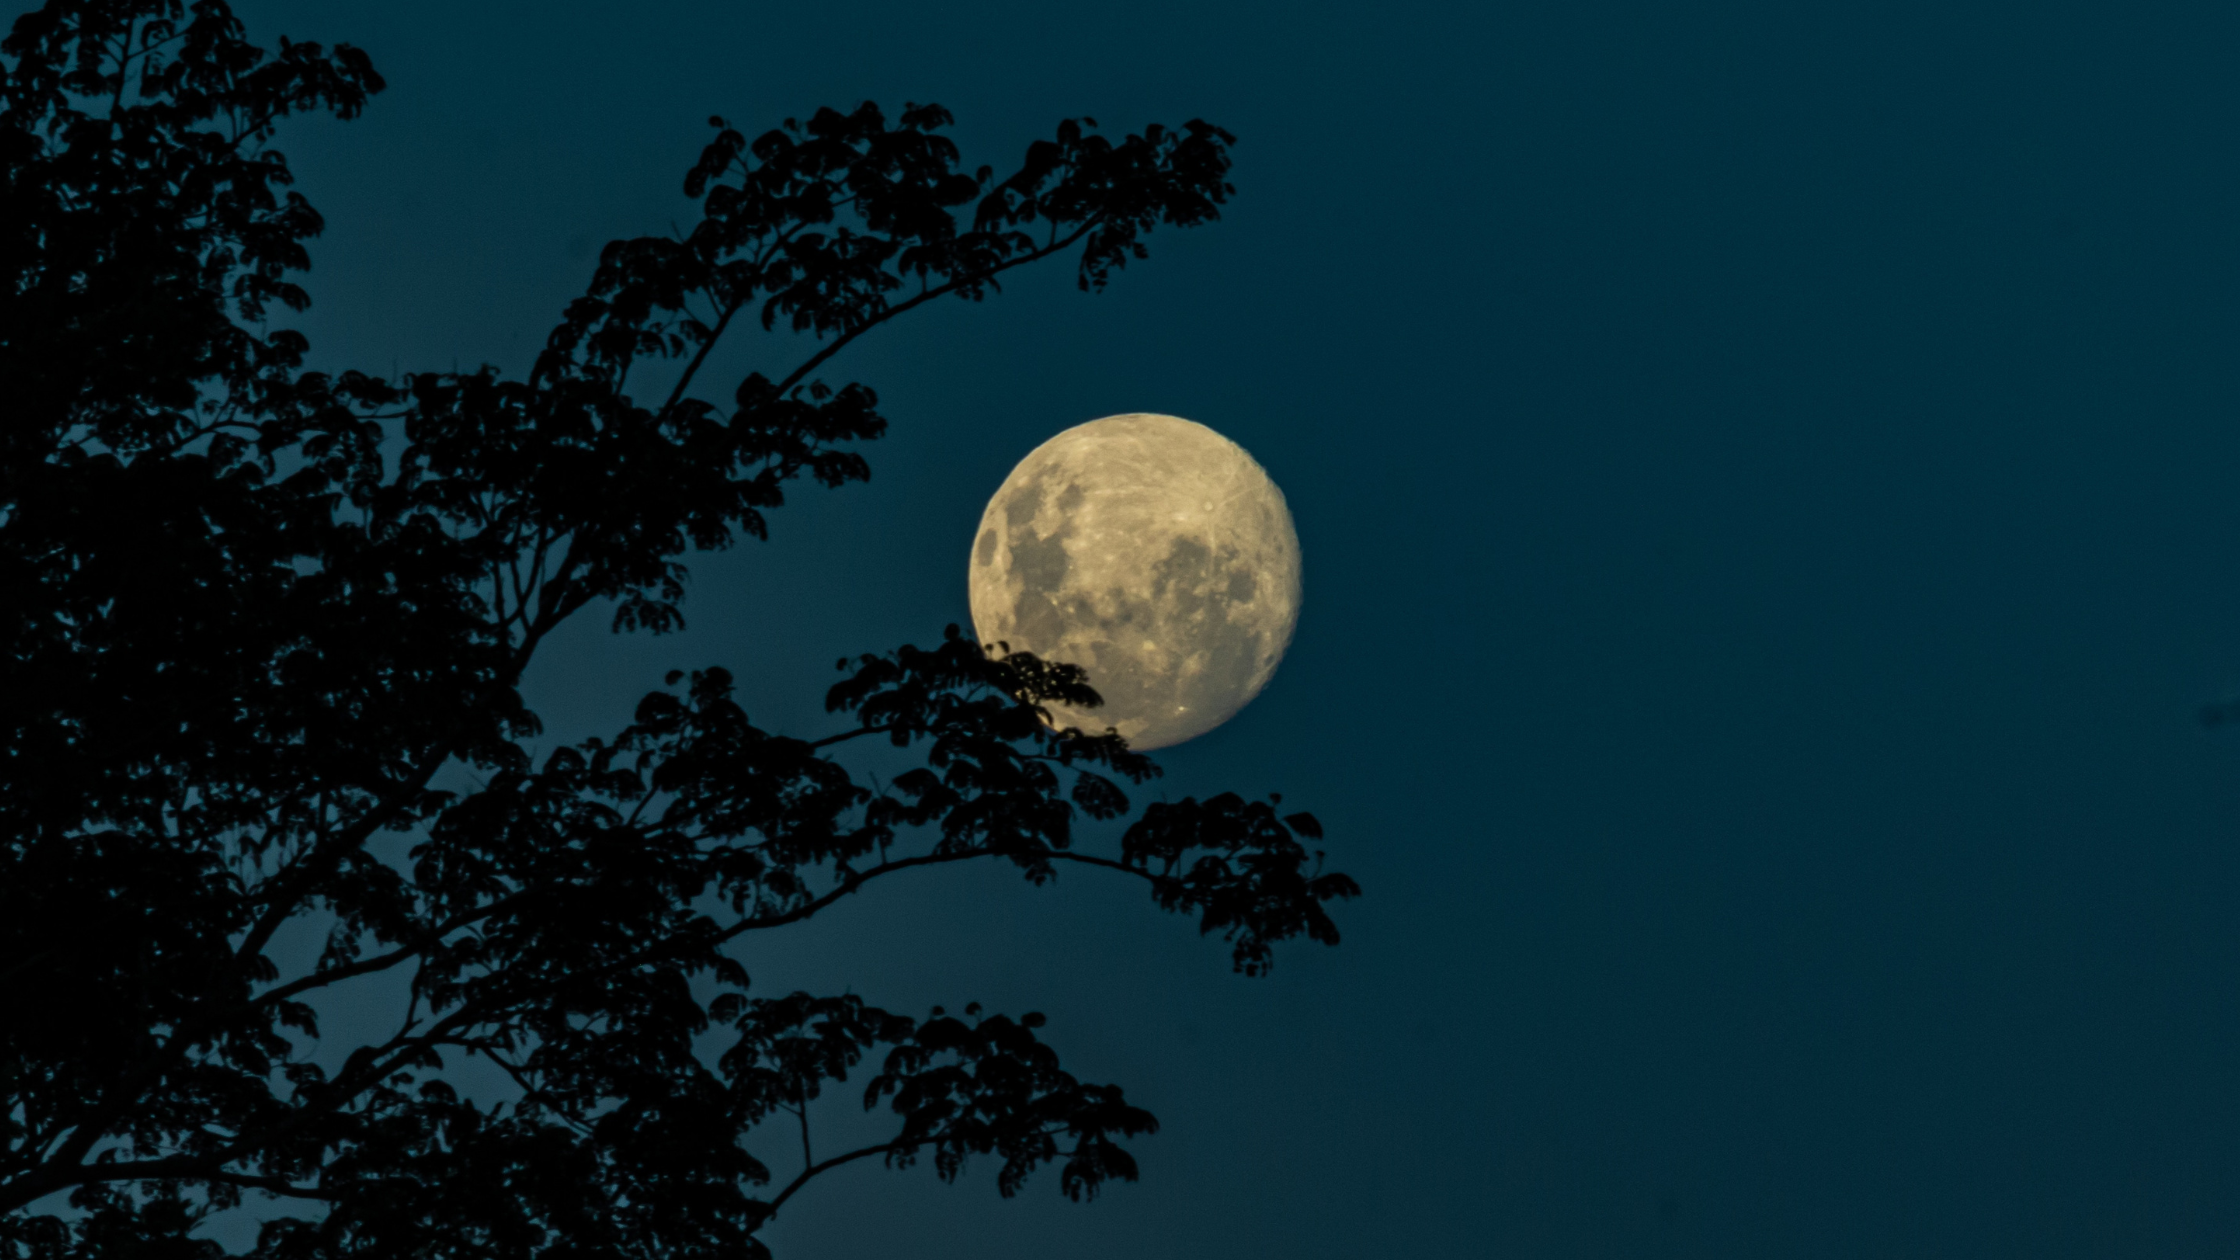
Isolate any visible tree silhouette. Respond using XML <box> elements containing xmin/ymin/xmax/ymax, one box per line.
<box><xmin>0</xmin><ymin>2</ymin><xmax>1356</xmax><ymax>1256</ymax></box>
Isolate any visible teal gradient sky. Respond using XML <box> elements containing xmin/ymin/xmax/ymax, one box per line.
<box><xmin>227</xmin><ymin>1</ymin><xmax>2240</xmax><ymax>1254</ymax></box>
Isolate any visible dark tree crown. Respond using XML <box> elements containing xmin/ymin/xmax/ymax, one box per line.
<box><xmin>0</xmin><ymin>3</ymin><xmax>1353</xmax><ymax>1256</ymax></box>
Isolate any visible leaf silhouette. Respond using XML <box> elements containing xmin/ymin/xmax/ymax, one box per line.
<box><xmin>0</xmin><ymin>2</ymin><xmax>1349</xmax><ymax>1255</ymax></box>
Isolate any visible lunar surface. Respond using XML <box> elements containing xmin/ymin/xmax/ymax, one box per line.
<box><xmin>968</xmin><ymin>413</ymin><xmax>1301</xmax><ymax>750</ymax></box>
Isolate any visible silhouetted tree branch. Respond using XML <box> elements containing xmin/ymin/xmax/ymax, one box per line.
<box><xmin>0</xmin><ymin>2</ymin><xmax>1353</xmax><ymax>1255</ymax></box>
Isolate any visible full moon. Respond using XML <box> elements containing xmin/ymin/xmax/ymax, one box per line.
<box><xmin>968</xmin><ymin>413</ymin><xmax>1301</xmax><ymax>750</ymax></box>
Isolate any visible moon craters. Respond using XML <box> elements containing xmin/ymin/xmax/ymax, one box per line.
<box><xmin>967</xmin><ymin>413</ymin><xmax>1301</xmax><ymax>750</ymax></box>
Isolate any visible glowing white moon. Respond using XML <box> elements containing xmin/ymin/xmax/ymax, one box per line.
<box><xmin>968</xmin><ymin>413</ymin><xmax>1301</xmax><ymax>750</ymax></box>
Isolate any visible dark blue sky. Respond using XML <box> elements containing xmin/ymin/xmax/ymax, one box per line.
<box><xmin>234</xmin><ymin>0</ymin><xmax>2240</xmax><ymax>1254</ymax></box>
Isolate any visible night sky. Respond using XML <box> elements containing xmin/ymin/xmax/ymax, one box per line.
<box><xmin>223</xmin><ymin>0</ymin><xmax>2240</xmax><ymax>1254</ymax></box>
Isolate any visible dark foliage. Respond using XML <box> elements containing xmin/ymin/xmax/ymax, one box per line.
<box><xmin>0</xmin><ymin>1</ymin><xmax>1356</xmax><ymax>1255</ymax></box>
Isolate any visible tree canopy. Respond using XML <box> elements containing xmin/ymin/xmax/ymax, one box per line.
<box><xmin>0</xmin><ymin>1</ymin><xmax>1356</xmax><ymax>1256</ymax></box>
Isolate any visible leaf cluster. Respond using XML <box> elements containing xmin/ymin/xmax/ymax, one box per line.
<box><xmin>0</xmin><ymin>3</ymin><xmax>1350</xmax><ymax>1256</ymax></box>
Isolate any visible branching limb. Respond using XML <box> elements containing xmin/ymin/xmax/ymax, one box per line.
<box><xmin>761</xmin><ymin>1140</ymin><xmax>911</xmax><ymax>1219</ymax></box>
<box><xmin>770</xmin><ymin>221</ymin><xmax>1098</xmax><ymax>400</ymax></box>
